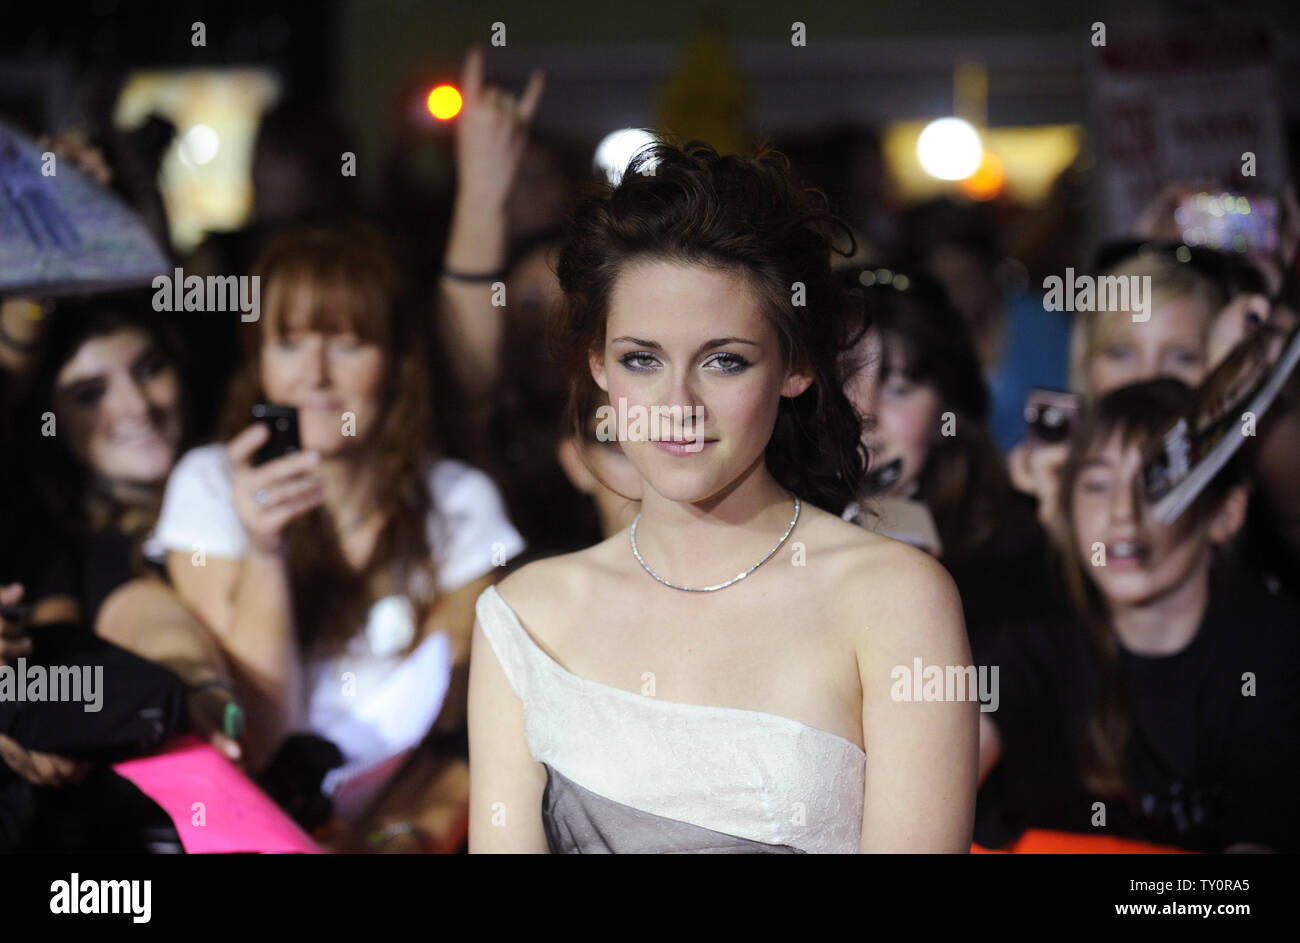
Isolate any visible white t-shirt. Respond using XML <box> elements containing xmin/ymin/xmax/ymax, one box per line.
<box><xmin>152</xmin><ymin>443</ymin><xmax>524</xmax><ymax>592</ymax></box>
<box><xmin>152</xmin><ymin>443</ymin><xmax>526</xmax><ymax>817</ymax></box>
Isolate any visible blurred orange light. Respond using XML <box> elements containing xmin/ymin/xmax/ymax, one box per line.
<box><xmin>961</xmin><ymin>150</ymin><xmax>1005</xmax><ymax>201</ymax></box>
<box><xmin>427</xmin><ymin>85</ymin><xmax>462</xmax><ymax>120</ymax></box>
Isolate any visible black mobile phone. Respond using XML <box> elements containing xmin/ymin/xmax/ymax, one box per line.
<box><xmin>1024</xmin><ymin>388</ymin><xmax>1081</xmax><ymax>446</ymax></box>
<box><xmin>251</xmin><ymin>403</ymin><xmax>301</xmax><ymax>466</ymax></box>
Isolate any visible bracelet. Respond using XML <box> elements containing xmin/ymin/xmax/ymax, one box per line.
<box><xmin>189</xmin><ymin>676</ymin><xmax>238</xmax><ymax>696</ymax></box>
<box><xmin>440</xmin><ymin>265</ymin><xmax>506</xmax><ymax>284</ymax></box>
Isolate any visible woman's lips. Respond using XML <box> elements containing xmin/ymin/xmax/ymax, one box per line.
<box><xmin>1106</xmin><ymin>539</ymin><xmax>1149</xmax><ymax>571</ymax></box>
<box><xmin>113</xmin><ymin>426</ymin><xmax>166</xmax><ymax>448</ymax></box>
<box><xmin>652</xmin><ymin>438</ymin><xmax>716</xmax><ymax>456</ymax></box>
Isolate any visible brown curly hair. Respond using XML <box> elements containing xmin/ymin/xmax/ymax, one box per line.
<box><xmin>550</xmin><ymin>139</ymin><xmax>869</xmax><ymax>513</ymax></box>
<box><xmin>221</xmin><ymin>216</ymin><xmax>440</xmax><ymax>653</ymax></box>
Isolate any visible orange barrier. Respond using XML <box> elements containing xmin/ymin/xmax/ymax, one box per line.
<box><xmin>972</xmin><ymin>828</ymin><xmax>1194</xmax><ymax>854</ymax></box>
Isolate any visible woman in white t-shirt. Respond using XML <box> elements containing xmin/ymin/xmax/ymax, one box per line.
<box><xmin>154</xmin><ymin>218</ymin><xmax>523</xmax><ymax>851</ymax></box>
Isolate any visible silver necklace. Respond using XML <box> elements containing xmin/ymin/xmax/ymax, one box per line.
<box><xmin>629</xmin><ymin>496</ymin><xmax>801</xmax><ymax>592</ymax></box>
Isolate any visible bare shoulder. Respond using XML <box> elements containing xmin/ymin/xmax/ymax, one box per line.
<box><xmin>799</xmin><ymin>504</ymin><xmax>965</xmax><ymax>654</ymax></box>
<box><xmin>798</xmin><ymin>502</ymin><xmax>947</xmax><ymax>581</ymax></box>
<box><xmin>493</xmin><ymin>532</ymin><xmax>628</xmax><ymax>639</ymax></box>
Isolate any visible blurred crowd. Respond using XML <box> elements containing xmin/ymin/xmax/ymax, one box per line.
<box><xmin>1</xmin><ymin>44</ymin><xmax>1297</xmax><ymax>854</ymax></box>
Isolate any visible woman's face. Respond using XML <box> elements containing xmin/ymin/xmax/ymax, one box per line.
<box><xmin>53</xmin><ymin>327</ymin><xmax>183</xmax><ymax>486</ymax></box>
<box><xmin>844</xmin><ymin>332</ymin><xmax>942</xmax><ymax>493</ymax></box>
<box><xmin>582</xmin><ymin>436</ymin><xmax>643</xmax><ymax>501</ymax></box>
<box><xmin>590</xmin><ymin>260</ymin><xmax>810</xmax><ymax>504</ymax></box>
<box><xmin>581</xmin><ymin>437</ymin><xmax>644</xmax><ymax>533</ymax></box>
<box><xmin>1088</xmin><ymin>294</ymin><xmax>1210</xmax><ymax>397</ymax></box>
<box><xmin>1070</xmin><ymin>431</ymin><xmax>1209</xmax><ymax>608</ymax></box>
<box><xmin>260</xmin><ymin>281</ymin><xmax>387</xmax><ymax>456</ymax></box>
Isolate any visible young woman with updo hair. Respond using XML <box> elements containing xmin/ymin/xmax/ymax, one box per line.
<box><xmin>469</xmin><ymin>141</ymin><xmax>977</xmax><ymax>853</ymax></box>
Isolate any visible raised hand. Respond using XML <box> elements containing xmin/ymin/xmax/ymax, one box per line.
<box><xmin>227</xmin><ymin>424</ymin><xmax>324</xmax><ymax>556</ymax></box>
<box><xmin>453</xmin><ymin>44</ymin><xmax>545</xmax><ymax>207</ymax></box>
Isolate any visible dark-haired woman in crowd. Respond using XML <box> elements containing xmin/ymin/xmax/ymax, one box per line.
<box><xmin>840</xmin><ymin>271</ymin><xmax>1053</xmax><ymax>662</ymax></box>
<box><xmin>841</xmin><ymin>271</ymin><xmax>1017</xmax><ymax>557</ymax></box>
<box><xmin>12</xmin><ymin>294</ymin><xmax>187</xmax><ymax>619</ymax></box>
<box><xmin>469</xmin><ymin>141</ymin><xmax>977</xmax><ymax>853</ymax></box>
<box><xmin>0</xmin><ymin>291</ymin><xmax>234</xmax><ymax>850</ymax></box>
<box><xmin>153</xmin><ymin>217</ymin><xmax>524</xmax><ymax>852</ymax></box>
<box><xmin>6</xmin><ymin>293</ymin><xmax>241</xmax><ymax>756</ymax></box>
<box><xmin>979</xmin><ymin>378</ymin><xmax>1300</xmax><ymax>852</ymax></box>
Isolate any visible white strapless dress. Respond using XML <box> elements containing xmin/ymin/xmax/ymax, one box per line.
<box><xmin>475</xmin><ymin>585</ymin><xmax>866</xmax><ymax>853</ymax></box>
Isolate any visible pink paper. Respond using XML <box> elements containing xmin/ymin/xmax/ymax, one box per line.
<box><xmin>114</xmin><ymin>735</ymin><xmax>321</xmax><ymax>854</ymax></box>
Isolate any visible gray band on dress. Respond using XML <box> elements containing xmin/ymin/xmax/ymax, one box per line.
<box><xmin>542</xmin><ymin>764</ymin><xmax>806</xmax><ymax>854</ymax></box>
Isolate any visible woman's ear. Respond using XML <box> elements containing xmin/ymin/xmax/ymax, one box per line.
<box><xmin>1008</xmin><ymin>442</ymin><xmax>1035</xmax><ymax>495</ymax></box>
<box><xmin>1206</xmin><ymin>485</ymin><xmax>1250</xmax><ymax>545</ymax></box>
<box><xmin>780</xmin><ymin>368</ymin><xmax>814</xmax><ymax>399</ymax></box>
<box><xmin>589</xmin><ymin>346</ymin><xmax>609</xmax><ymax>393</ymax></box>
<box><xmin>556</xmin><ymin>436</ymin><xmax>597</xmax><ymax>495</ymax></box>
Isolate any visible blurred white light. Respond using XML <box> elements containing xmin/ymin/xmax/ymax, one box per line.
<box><xmin>595</xmin><ymin>128</ymin><xmax>658</xmax><ymax>186</ymax></box>
<box><xmin>178</xmin><ymin>123</ymin><xmax>220</xmax><ymax>166</ymax></box>
<box><xmin>916</xmin><ymin>117</ymin><xmax>982</xmax><ymax>181</ymax></box>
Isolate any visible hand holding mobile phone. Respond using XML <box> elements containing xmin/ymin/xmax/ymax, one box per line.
<box><xmin>1024</xmin><ymin>388</ymin><xmax>1081</xmax><ymax>447</ymax></box>
<box><xmin>251</xmin><ymin>403</ymin><xmax>301</xmax><ymax>467</ymax></box>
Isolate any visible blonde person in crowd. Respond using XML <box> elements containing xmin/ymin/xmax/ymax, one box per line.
<box><xmin>1010</xmin><ymin>237</ymin><xmax>1300</xmax><ymax>586</ymax></box>
<box><xmin>1010</xmin><ymin>245</ymin><xmax>1227</xmax><ymax>540</ymax></box>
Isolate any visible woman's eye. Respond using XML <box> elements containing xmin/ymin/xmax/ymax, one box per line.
<box><xmin>1080</xmin><ymin>478</ymin><xmax>1111</xmax><ymax>495</ymax></box>
<box><xmin>71</xmin><ymin>383</ymin><xmax>106</xmax><ymax>406</ymax></box>
<box><xmin>704</xmin><ymin>352</ymin><xmax>750</xmax><ymax>374</ymax></box>
<box><xmin>1102</xmin><ymin>345</ymin><xmax>1132</xmax><ymax>360</ymax></box>
<box><xmin>276</xmin><ymin>335</ymin><xmax>301</xmax><ymax>351</ymax></box>
<box><xmin>134</xmin><ymin>353</ymin><xmax>168</xmax><ymax>381</ymax></box>
<box><xmin>330</xmin><ymin>336</ymin><xmax>363</xmax><ymax>353</ymax></box>
<box><xmin>1169</xmin><ymin>349</ymin><xmax>1203</xmax><ymax>367</ymax></box>
<box><xmin>884</xmin><ymin>379</ymin><xmax>914</xmax><ymax>398</ymax></box>
<box><xmin>619</xmin><ymin>351</ymin><xmax>659</xmax><ymax>372</ymax></box>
